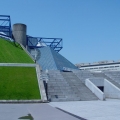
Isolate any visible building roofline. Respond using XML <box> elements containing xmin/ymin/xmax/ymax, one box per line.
<box><xmin>79</xmin><ymin>62</ymin><xmax>120</xmax><ymax>68</ymax></box>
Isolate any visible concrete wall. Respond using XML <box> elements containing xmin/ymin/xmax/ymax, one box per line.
<box><xmin>85</xmin><ymin>79</ymin><xmax>105</xmax><ymax>100</ymax></box>
<box><xmin>85</xmin><ymin>77</ymin><xmax>120</xmax><ymax>99</ymax></box>
<box><xmin>36</xmin><ymin>64</ymin><xmax>47</xmax><ymax>102</ymax></box>
<box><xmin>104</xmin><ymin>79</ymin><xmax>120</xmax><ymax>99</ymax></box>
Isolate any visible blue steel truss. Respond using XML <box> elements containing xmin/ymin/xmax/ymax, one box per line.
<box><xmin>27</xmin><ymin>36</ymin><xmax>63</xmax><ymax>52</ymax></box>
<box><xmin>0</xmin><ymin>15</ymin><xmax>12</xmax><ymax>38</ymax></box>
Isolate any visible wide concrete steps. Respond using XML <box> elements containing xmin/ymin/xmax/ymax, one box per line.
<box><xmin>47</xmin><ymin>71</ymin><xmax>77</xmax><ymax>102</ymax></box>
<box><xmin>61</xmin><ymin>72</ymin><xmax>98</xmax><ymax>101</ymax></box>
<box><xmin>73</xmin><ymin>70</ymin><xmax>94</xmax><ymax>83</ymax></box>
<box><xmin>92</xmin><ymin>72</ymin><xmax>120</xmax><ymax>89</ymax></box>
<box><xmin>104</xmin><ymin>74</ymin><xmax>120</xmax><ymax>89</ymax></box>
<box><xmin>47</xmin><ymin>70</ymin><xmax>99</xmax><ymax>101</ymax></box>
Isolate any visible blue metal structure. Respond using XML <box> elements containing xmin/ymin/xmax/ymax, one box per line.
<box><xmin>27</xmin><ymin>36</ymin><xmax>63</xmax><ymax>52</ymax></box>
<box><xmin>0</xmin><ymin>15</ymin><xmax>63</xmax><ymax>52</ymax></box>
<box><xmin>0</xmin><ymin>15</ymin><xmax>12</xmax><ymax>38</ymax></box>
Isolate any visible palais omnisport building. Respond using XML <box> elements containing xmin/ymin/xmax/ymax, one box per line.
<box><xmin>0</xmin><ymin>15</ymin><xmax>120</xmax><ymax>102</ymax></box>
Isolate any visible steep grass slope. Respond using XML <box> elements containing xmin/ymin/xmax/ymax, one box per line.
<box><xmin>0</xmin><ymin>38</ymin><xmax>40</xmax><ymax>100</ymax></box>
<box><xmin>0</xmin><ymin>67</ymin><xmax>40</xmax><ymax>100</ymax></box>
<box><xmin>0</xmin><ymin>38</ymin><xmax>34</xmax><ymax>63</ymax></box>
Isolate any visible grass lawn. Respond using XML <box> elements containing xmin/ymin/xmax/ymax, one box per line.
<box><xmin>0</xmin><ymin>38</ymin><xmax>34</xmax><ymax>63</ymax></box>
<box><xmin>0</xmin><ymin>67</ymin><xmax>40</xmax><ymax>100</ymax></box>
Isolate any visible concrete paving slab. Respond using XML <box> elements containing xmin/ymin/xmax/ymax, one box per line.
<box><xmin>49</xmin><ymin>99</ymin><xmax>120</xmax><ymax>120</ymax></box>
<box><xmin>0</xmin><ymin>103</ymin><xmax>80</xmax><ymax>120</ymax></box>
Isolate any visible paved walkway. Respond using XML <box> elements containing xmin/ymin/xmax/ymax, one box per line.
<box><xmin>0</xmin><ymin>99</ymin><xmax>120</xmax><ymax>120</ymax></box>
<box><xmin>0</xmin><ymin>103</ymin><xmax>80</xmax><ymax>120</ymax></box>
<box><xmin>49</xmin><ymin>99</ymin><xmax>120</xmax><ymax>120</ymax></box>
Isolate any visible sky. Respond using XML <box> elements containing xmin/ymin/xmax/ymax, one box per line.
<box><xmin>1</xmin><ymin>0</ymin><xmax>120</xmax><ymax>64</ymax></box>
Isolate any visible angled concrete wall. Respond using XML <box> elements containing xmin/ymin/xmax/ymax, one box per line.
<box><xmin>85</xmin><ymin>79</ymin><xmax>105</xmax><ymax>100</ymax></box>
<box><xmin>104</xmin><ymin>79</ymin><xmax>120</xmax><ymax>99</ymax></box>
<box><xmin>36</xmin><ymin>64</ymin><xmax>47</xmax><ymax>102</ymax></box>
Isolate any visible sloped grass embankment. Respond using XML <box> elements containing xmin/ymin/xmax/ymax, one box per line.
<box><xmin>0</xmin><ymin>67</ymin><xmax>40</xmax><ymax>100</ymax></box>
<box><xmin>0</xmin><ymin>38</ymin><xmax>34</xmax><ymax>63</ymax></box>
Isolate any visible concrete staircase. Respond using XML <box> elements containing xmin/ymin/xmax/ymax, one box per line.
<box><xmin>91</xmin><ymin>72</ymin><xmax>120</xmax><ymax>89</ymax></box>
<box><xmin>47</xmin><ymin>70</ymin><xmax>98</xmax><ymax>101</ymax></box>
<box><xmin>73</xmin><ymin>70</ymin><xmax>94</xmax><ymax>83</ymax></box>
<box><xmin>47</xmin><ymin>70</ymin><xmax>71</xmax><ymax>101</ymax></box>
<box><xmin>61</xmin><ymin>72</ymin><xmax>98</xmax><ymax>101</ymax></box>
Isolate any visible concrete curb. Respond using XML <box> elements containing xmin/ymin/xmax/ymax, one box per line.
<box><xmin>0</xmin><ymin>100</ymin><xmax>49</xmax><ymax>104</ymax></box>
<box><xmin>0</xmin><ymin>63</ymin><xmax>36</xmax><ymax>67</ymax></box>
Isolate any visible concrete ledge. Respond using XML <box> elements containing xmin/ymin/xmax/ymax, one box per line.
<box><xmin>104</xmin><ymin>79</ymin><xmax>120</xmax><ymax>99</ymax></box>
<box><xmin>36</xmin><ymin>64</ymin><xmax>47</xmax><ymax>102</ymax></box>
<box><xmin>0</xmin><ymin>100</ymin><xmax>48</xmax><ymax>103</ymax></box>
<box><xmin>85</xmin><ymin>79</ymin><xmax>105</xmax><ymax>100</ymax></box>
<box><xmin>0</xmin><ymin>63</ymin><xmax>36</xmax><ymax>67</ymax></box>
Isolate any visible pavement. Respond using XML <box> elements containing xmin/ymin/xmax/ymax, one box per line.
<box><xmin>0</xmin><ymin>99</ymin><xmax>120</xmax><ymax>120</ymax></box>
<box><xmin>0</xmin><ymin>103</ymin><xmax>81</xmax><ymax>120</ymax></box>
<box><xmin>49</xmin><ymin>99</ymin><xmax>120</xmax><ymax>120</ymax></box>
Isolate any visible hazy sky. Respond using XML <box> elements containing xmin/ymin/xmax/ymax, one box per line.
<box><xmin>1</xmin><ymin>0</ymin><xmax>120</xmax><ymax>64</ymax></box>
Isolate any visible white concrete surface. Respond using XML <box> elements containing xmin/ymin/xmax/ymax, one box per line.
<box><xmin>0</xmin><ymin>100</ymin><xmax>120</xmax><ymax>120</ymax></box>
<box><xmin>85</xmin><ymin>79</ymin><xmax>105</xmax><ymax>100</ymax></box>
<box><xmin>104</xmin><ymin>79</ymin><xmax>120</xmax><ymax>99</ymax></box>
<box><xmin>0</xmin><ymin>103</ymin><xmax>80</xmax><ymax>120</ymax></box>
<box><xmin>49</xmin><ymin>99</ymin><xmax>120</xmax><ymax>120</ymax></box>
